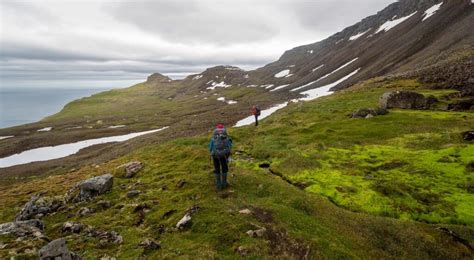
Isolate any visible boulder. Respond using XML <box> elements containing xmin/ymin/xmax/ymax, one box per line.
<box><xmin>448</xmin><ymin>98</ymin><xmax>474</xmax><ymax>111</ymax></box>
<box><xmin>38</xmin><ymin>238</ymin><xmax>80</xmax><ymax>260</ymax></box>
<box><xmin>67</xmin><ymin>174</ymin><xmax>113</xmax><ymax>202</ymax></box>
<box><xmin>117</xmin><ymin>161</ymin><xmax>143</xmax><ymax>178</ymax></box>
<box><xmin>0</xmin><ymin>219</ymin><xmax>44</xmax><ymax>238</ymax></box>
<box><xmin>239</xmin><ymin>209</ymin><xmax>252</xmax><ymax>215</ymax></box>
<box><xmin>78</xmin><ymin>207</ymin><xmax>94</xmax><ymax>216</ymax></box>
<box><xmin>379</xmin><ymin>91</ymin><xmax>437</xmax><ymax>110</ymax></box>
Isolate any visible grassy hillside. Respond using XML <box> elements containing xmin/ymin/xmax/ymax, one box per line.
<box><xmin>0</xmin><ymin>78</ymin><xmax>473</xmax><ymax>258</ymax></box>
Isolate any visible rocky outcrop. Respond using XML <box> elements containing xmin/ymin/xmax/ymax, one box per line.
<box><xmin>117</xmin><ymin>161</ymin><xmax>143</xmax><ymax>178</ymax></box>
<box><xmin>448</xmin><ymin>98</ymin><xmax>474</xmax><ymax>111</ymax></box>
<box><xmin>379</xmin><ymin>91</ymin><xmax>437</xmax><ymax>109</ymax></box>
<box><xmin>39</xmin><ymin>238</ymin><xmax>80</xmax><ymax>260</ymax></box>
<box><xmin>176</xmin><ymin>205</ymin><xmax>200</xmax><ymax>230</ymax></box>
<box><xmin>139</xmin><ymin>239</ymin><xmax>161</xmax><ymax>250</ymax></box>
<box><xmin>146</xmin><ymin>73</ymin><xmax>172</xmax><ymax>84</ymax></box>
<box><xmin>0</xmin><ymin>219</ymin><xmax>44</xmax><ymax>238</ymax></box>
<box><xmin>66</xmin><ymin>174</ymin><xmax>113</xmax><ymax>202</ymax></box>
<box><xmin>16</xmin><ymin>195</ymin><xmax>63</xmax><ymax>221</ymax></box>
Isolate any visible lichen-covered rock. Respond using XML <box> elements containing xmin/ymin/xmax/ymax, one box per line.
<box><xmin>117</xmin><ymin>161</ymin><xmax>143</xmax><ymax>178</ymax></box>
<box><xmin>126</xmin><ymin>190</ymin><xmax>141</xmax><ymax>198</ymax></box>
<box><xmin>379</xmin><ymin>91</ymin><xmax>436</xmax><ymax>109</ymax></box>
<box><xmin>39</xmin><ymin>238</ymin><xmax>80</xmax><ymax>260</ymax></box>
<box><xmin>16</xmin><ymin>195</ymin><xmax>63</xmax><ymax>221</ymax></box>
<box><xmin>62</xmin><ymin>222</ymin><xmax>85</xmax><ymax>234</ymax></box>
<box><xmin>66</xmin><ymin>174</ymin><xmax>113</xmax><ymax>202</ymax></box>
<box><xmin>0</xmin><ymin>219</ymin><xmax>44</xmax><ymax>238</ymax></box>
<box><xmin>246</xmin><ymin>227</ymin><xmax>266</xmax><ymax>238</ymax></box>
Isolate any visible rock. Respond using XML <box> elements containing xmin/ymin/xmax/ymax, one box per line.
<box><xmin>162</xmin><ymin>209</ymin><xmax>177</xmax><ymax>219</ymax></box>
<box><xmin>38</xmin><ymin>238</ymin><xmax>79</xmax><ymax>260</ymax></box>
<box><xmin>238</xmin><ymin>209</ymin><xmax>252</xmax><ymax>215</ymax></box>
<box><xmin>0</xmin><ymin>219</ymin><xmax>44</xmax><ymax>238</ymax></box>
<box><xmin>365</xmin><ymin>114</ymin><xmax>374</xmax><ymax>119</ymax></box>
<box><xmin>16</xmin><ymin>195</ymin><xmax>63</xmax><ymax>221</ymax></box>
<box><xmin>139</xmin><ymin>239</ymin><xmax>161</xmax><ymax>250</ymax></box>
<box><xmin>379</xmin><ymin>91</ymin><xmax>436</xmax><ymax>110</ymax></box>
<box><xmin>117</xmin><ymin>161</ymin><xmax>143</xmax><ymax>178</ymax></box>
<box><xmin>87</xmin><ymin>228</ymin><xmax>123</xmax><ymax>244</ymax></box>
<box><xmin>185</xmin><ymin>205</ymin><xmax>200</xmax><ymax>215</ymax></box>
<box><xmin>350</xmin><ymin>108</ymin><xmax>377</xmax><ymax>118</ymax></box>
<box><xmin>246</xmin><ymin>227</ymin><xmax>266</xmax><ymax>238</ymax></box>
<box><xmin>66</xmin><ymin>174</ymin><xmax>113</xmax><ymax>202</ymax></box>
<box><xmin>450</xmin><ymin>99</ymin><xmax>474</xmax><ymax>110</ymax></box>
<box><xmin>176</xmin><ymin>214</ymin><xmax>192</xmax><ymax>230</ymax></box>
<box><xmin>126</xmin><ymin>190</ymin><xmax>141</xmax><ymax>198</ymax></box>
<box><xmin>176</xmin><ymin>179</ymin><xmax>186</xmax><ymax>189</ymax></box>
<box><xmin>62</xmin><ymin>222</ymin><xmax>84</xmax><ymax>234</ymax></box>
<box><xmin>462</xmin><ymin>131</ymin><xmax>474</xmax><ymax>141</ymax></box>
<box><xmin>235</xmin><ymin>246</ymin><xmax>250</xmax><ymax>256</ymax></box>
<box><xmin>78</xmin><ymin>207</ymin><xmax>94</xmax><ymax>216</ymax></box>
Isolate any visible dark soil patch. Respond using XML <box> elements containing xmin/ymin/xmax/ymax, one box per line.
<box><xmin>265</xmin><ymin>227</ymin><xmax>312</xmax><ymax>259</ymax></box>
<box><xmin>259</xmin><ymin>163</ymin><xmax>271</xmax><ymax>169</ymax></box>
<box><xmin>251</xmin><ymin>207</ymin><xmax>274</xmax><ymax>223</ymax></box>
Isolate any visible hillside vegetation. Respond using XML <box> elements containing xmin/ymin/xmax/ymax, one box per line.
<box><xmin>1</xmin><ymin>78</ymin><xmax>473</xmax><ymax>258</ymax></box>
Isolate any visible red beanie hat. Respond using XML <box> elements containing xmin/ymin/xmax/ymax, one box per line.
<box><xmin>216</xmin><ymin>123</ymin><xmax>225</xmax><ymax>129</ymax></box>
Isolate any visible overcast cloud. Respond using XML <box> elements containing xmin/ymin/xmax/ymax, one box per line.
<box><xmin>0</xmin><ymin>0</ymin><xmax>394</xmax><ymax>89</ymax></box>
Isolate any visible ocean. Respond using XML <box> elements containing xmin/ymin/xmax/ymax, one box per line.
<box><xmin>0</xmin><ymin>88</ymin><xmax>106</xmax><ymax>129</ymax></box>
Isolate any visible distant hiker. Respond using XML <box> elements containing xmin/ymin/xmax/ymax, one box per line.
<box><xmin>251</xmin><ymin>105</ymin><xmax>261</xmax><ymax>126</ymax></box>
<box><xmin>209</xmin><ymin>124</ymin><xmax>233</xmax><ymax>190</ymax></box>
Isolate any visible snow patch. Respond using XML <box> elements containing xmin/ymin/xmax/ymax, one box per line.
<box><xmin>217</xmin><ymin>97</ymin><xmax>237</xmax><ymax>105</ymax></box>
<box><xmin>299</xmin><ymin>68</ymin><xmax>360</xmax><ymax>101</ymax></box>
<box><xmin>285</xmin><ymin>74</ymin><xmax>294</xmax><ymax>78</ymax></box>
<box><xmin>422</xmin><ymin>2</ymin><xmax>443</xmax><ymax>21</ymax></box>
<box><xmin>246</xmin><ymin>85</ymin><xmax>258</xmax><ymax>88</ymax></box>
<box><xmin>312</xmin><ymin>65</ymin><xmax>324</xmax><ymax>72</ymax></box>
<box><xmin>349</xmin><ymin>29</ymin><xmax>371</xmax><ymax>41</ymax></box>
<box><xmin>217</xmin><ymin>97</ymin><xmax>226</xmax><ymax>102</ymax></box>
<box><xmin>234</xmin><ymin>102</ymin><xmax>288</xmax><ymax>127</ymax></box>
<box><xmin>270</xmin><ymin>84</ymin><xmax>290</xmax><ymax>92</ymax></box>
<box><xmin>37</xmin><ymin>127</ymin><xmax>52</xmax><ymax>132</ymax></box>
<box><xmin>108</xmin><ymin>125</ymin><xmax>126</xmax><ymax>129</ymax></box>
<box><xmin>307</xmin><ymin>50</ymin><xmax>314</xmax><ymax>54</ymax></box>
<box><xmin>206</xmin><ymin>81</ymin><xmax>231</xmax><ymax>90</ymax></box>
<box><xmin>0</xmin><ymin>136</ymin><xmax>14</xmax><ymax>140</ymax></box>
<box><xmin>192</xmin><ymin>75</ymin><xmax>203</xmax><ymax>80</ymax></box>
<box><xmin>0</xmin><ymin>127</ymin><xmax>169</xmax><ymax>168</ymax></box>
<box><xmin>274</xmin><ymin>69</ymin><xmax>291</xmax><ymax>78</ymax></box>
<box><xmin>292</xmin><ymin>58</ymin><xmax>358</xmax><ymax>92</ymax></box>
<box><xmin>260</xmin><ymin>84</ymin><xmax>274</xmax><ymax>89</ymax></box>
<box><xmin>376</xmin><ymin>11</ymin><xmax>418</xmax><ymax>33</ymax></box>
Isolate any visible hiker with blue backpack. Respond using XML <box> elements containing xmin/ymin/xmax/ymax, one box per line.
<box><xmin>209</xmin><ymin>124</ymin><xmax>233</xmax><ymax>190</ymax></box>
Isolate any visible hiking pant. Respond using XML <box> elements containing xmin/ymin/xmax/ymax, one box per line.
<box><xmin>213</xmin><ymin>156</ymin><xmax>228</xmax><ymax>189</ymax></box>
<box><xmin>254</xmin><ymin>115</ymin><xmax>259</xmax><ymax>126</ymax></box>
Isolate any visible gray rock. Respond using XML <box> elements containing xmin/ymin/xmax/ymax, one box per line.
<box><xmin>62</xmin><ymin>222</ymin><xmax>84</xmax><ymax>234</ymax></box>
<box><xmin>78</xmin><ymin>207</ymin><xmax>94</xmax><ymax>216</ymax></box>
<box><xmin>118</xmin><ymin>161</ymin><xmax>143</xmax><ymax>178</ymax></box>
<box><xmin>139</xmin><ymin>239</ymin><xmax>161</xmax><ymax>250</ymax></box>
<box><xmin>39</xmin><ymin>238</ymin><xmax>80</xmax><ymax>260</ymax></box>
<box><xmin>67</xmin><ymin>174</ymin><xmax>113</xmax><ymax>202</ymax></box>
<box><xmin>246</xmin><ymin>227</ymin><xmax>266</xmax><ymax>238</ymax></box>
<box><xmin>379</xmin><ymin>91</ymin><xmax>436</xmax><ymax>110</ymax></box>
<box><xmin>126</xmin><ymin>190</ymin><xmax>141</xmax><ymax>198</ymax></box>
<box><xmin>463</xmin><ymin>131</ymin><xmax>474</xmax><ymax>141</ymax></box>
<box><xmin>0</xmin><ymin>219</ymin><xmax>44</xmax><ymax>238</ymax></box>
<box><xmin>350</xmin><ymin>108</ymin><xmax>377</xmax><ymax>118</ymax></box>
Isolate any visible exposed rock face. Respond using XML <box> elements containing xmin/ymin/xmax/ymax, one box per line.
<box><xmin>67</xmin><ymin>174</ymin><xmax>113</xmax><ymax>202</ymax></box>
<box><xmin>379</xmin><ymin>91</ymin><xmax>437</xmax><ymax>109</ymax></box>
<box><xmin>0</xmin><ymin>219</ymin><xmax>44</xmax><ymax>238</ymax></box>
<box><xmin>117</xmin><ymin>161</ymin><xmax>143</xmax><ymax>178</ymax></box>
<box><xmin>16</xmin><ymin>195</ymin><xmax>63</xmax><ymax>221</ymax></box>
<box><xmin>39</xmin><ymin>238</ymin><xmax>80</xmax><ymax>260</ymax></box>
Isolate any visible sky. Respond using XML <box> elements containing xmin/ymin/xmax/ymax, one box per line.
<box><xmin>0</xmin><ymin>0</ymin><xmax>395</xmax><ymax>89</ymax></box>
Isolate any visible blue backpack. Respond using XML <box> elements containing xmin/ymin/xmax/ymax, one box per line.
<box><xmin>213</xmin><ymin>128</ymin><xmax>230</xmax><ymax>159</ymax></box>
